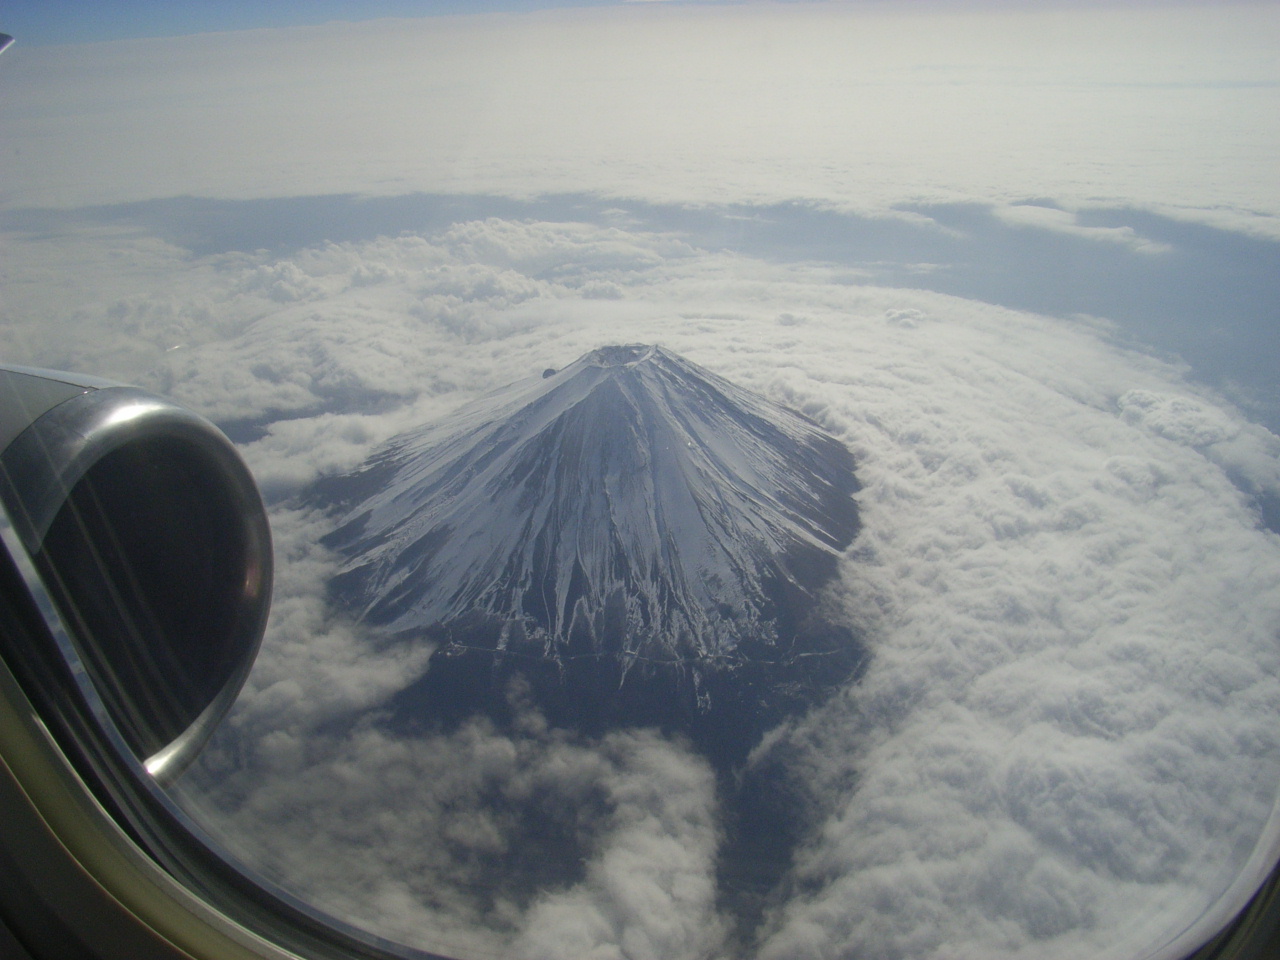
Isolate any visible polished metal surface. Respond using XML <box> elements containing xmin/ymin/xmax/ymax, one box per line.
<box><xmin>0</xmin><ymin>371</ymin><xmax>272</xmax><ymax>781</ymax></box>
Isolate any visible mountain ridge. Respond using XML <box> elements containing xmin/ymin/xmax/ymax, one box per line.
<box><xmin>314</xmin><ymin>345</ymin><xmax>861</xmax><ymax>697</ymax></box>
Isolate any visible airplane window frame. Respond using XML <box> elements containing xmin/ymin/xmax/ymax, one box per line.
<box><xmin>3</xmin><ymin>479</ymin><xmax>1280</xmax><ymax>959</ymax></box>
<box><xmin>0</xmin><ymin>495</ymin><xmax>452</xmax><ymax>960</ymax></box>
<box><xmin>2</xmin><ymin>12</ymin><xmax>1280</xmax><ymax>960</ymax></box>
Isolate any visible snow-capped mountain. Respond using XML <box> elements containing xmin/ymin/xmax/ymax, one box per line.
<box><xmin>314</xmin><ymin>344</ymin><xmax>862</xmax><ymax>736</ymax></box>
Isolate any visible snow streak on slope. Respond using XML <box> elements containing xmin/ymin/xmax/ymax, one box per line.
<box><xmin>317</xmin><ymin>344</ymin><xmax>860</xmax><ymax>693</ymax></box>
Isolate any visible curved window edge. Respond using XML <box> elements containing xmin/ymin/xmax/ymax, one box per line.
<box><xmin>0</xmin><ymin>414</ymin><xmax>1278</xmax><ymax>960</ymax></box>
<box><xmin>0</xmin><ymin>637</ymin><xmax>295</xmax><ymax>960</ymax></box>
<box><xmin>0</xmin><ymin>537</ymin><xmax>467</xmax><ymax>960</ymax></box>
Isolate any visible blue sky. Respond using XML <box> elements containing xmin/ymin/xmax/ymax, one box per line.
<box><xmin>0</xmin><ymin>0</ymin><xmax>623</xmax><ymax>46</ymax></box>
<box><xmin>1</xmin><ymin>1</ymin><xmax>1197</xmax><ymax>48</ymax></box>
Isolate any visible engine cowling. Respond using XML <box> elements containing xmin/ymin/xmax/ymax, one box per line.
<box><xmin>0</xmin><ymin>365</ymin><xmax>271</xmax><ymax>780</ymax></box>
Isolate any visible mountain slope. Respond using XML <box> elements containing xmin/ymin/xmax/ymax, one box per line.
<box><xmin>314</xmin><ymin>344</ymin><xmax>862</xmax><ymax>741</ymax></box>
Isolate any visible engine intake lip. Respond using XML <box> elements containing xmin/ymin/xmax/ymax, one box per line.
<box><xmin>0</xmin><ymin>381</ymin><xmax>272</xmax><ymax>780</ymax></box>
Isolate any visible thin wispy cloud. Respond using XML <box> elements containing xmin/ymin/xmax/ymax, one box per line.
<box><xmin>2</xmin><ymin>4</ymin><xmax>1278</xmax><ymax>236</ymax></box>
<box><xmin>991</xmin><ymin>204</ymin><xmax>1173</xmax><ymax>255</ymax></box>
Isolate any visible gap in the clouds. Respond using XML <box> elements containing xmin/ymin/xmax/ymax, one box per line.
<box><xmin>0</xmin><ymin>194</ymin><xmax>613</xmax><ymax>260</ymax></box>
<box><xmin>5</xmin><ymin>191</ymin><xmax>1277</xmax><ymax>435</ymax></box>
<box><xmin>281</xmin><ymin>646</ymin><xmax>827</xmax><ymax>950</ymax></box>
<box><xmin>214</xmin><ymin>389</ymin><xmax>407</xmax><ymax>445</ymax></box>
<box><xmin>376</xmin><ymin>631</ymin><xmax>865</xmax><ymax>774</ymax></box>
<box><xmin>365</xmin><ymin>619</ymin><xmax>865</xmax><ymax>948</ymax></box>
<box><xmin>716</xmin><ymin>741</ymin><xmax>815</xmax><ymax>943</ymax></box>
<box><xmin>1223</xmin><ymin>466</ymin><xmax>1280</xmax><ymax>536</ymax></box>
<box><xmin>896</xmin><ymin>200</ymin><xmax>1280</xmax><ymax>433</ymax></box>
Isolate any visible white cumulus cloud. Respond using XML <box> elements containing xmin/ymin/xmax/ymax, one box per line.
<box><xmin>136</xmin><ymin>217</ymin><xmax>1280</xmax><ymax>960</ymax></box>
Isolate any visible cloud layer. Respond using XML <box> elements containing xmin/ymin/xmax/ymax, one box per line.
<box><xmin>4</xmin><ymin>6</ymin><xmax>1280</xmax><ymax>957</ymax></box>
<box><xmin>3</xmin><ymin>4</ymin><xmax>1279</xmax><ymax>236</ymax></box>
<box><xmin>127</xmin><ymin>215</ymin><xmax>1280</xmax><ymax>960</ymax></box>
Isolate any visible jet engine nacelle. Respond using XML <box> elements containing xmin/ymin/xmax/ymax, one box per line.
<box><xmin>0</xmin><ymin>365</ymin><xmax>271</xmax><ymax>781</ymax></box>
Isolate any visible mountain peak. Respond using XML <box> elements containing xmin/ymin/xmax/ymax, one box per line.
<box><xmin>581</xmin><ymin>342</ymin><xmax>659</xmax><ymax>367</ymax></box>
<box><xmin>312</xmin><ymin>345</ymin><xmax>863</xmax><ymax>753</ymax></box>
